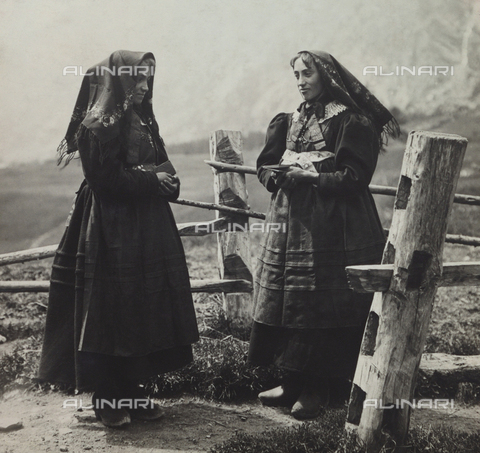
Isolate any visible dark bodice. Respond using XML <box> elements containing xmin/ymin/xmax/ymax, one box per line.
<box><xmin>126</xmin><ymin>110</ymin><xmax>168</xmax><ymax>167</ymax></box>
<box><xmin>253</xmin><ymin>105</ymin><xmax>385</xmax><ymax>329</ymax></box>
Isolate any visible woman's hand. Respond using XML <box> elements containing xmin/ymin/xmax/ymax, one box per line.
<box><xmin>157</xmin><ymin>172</ymin><xmax>179</xmax><ymax>196</ymax></box>
<box><xmin>273</xmin><ymin>167</ymin><xmax>318</xmax><ymax>189</ymax></box>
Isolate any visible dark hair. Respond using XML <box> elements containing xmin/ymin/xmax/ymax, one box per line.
<box><xmin>290</xmin><ymin>52</ymin><xmax>320</xmax><ymax>71</ymax></box>
<box><xmin>290</xmin><ymin>51</ymin><xmax>332</xmax><ymax>103</ymax></box>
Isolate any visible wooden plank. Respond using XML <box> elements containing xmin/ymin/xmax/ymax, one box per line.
<box><xmin>452</xmin><ymin>193</ymin><xmax>480</xmax><ymax>206</ymax></box>
<box><xmin>2</xmin><ymin>229</ymin><xmax>477</xmax><ymax>268</ymax></box>
<box><xmin>191</xmin><ymin>278</ymin><xmax>253</xmax><ymax>293</ymax></box>
<box><xmin>0</xmin><ymin>245</ymin><xmax>58</xmax><ymax>266</ymax></box>
<box><xmin>369</xmin><ymin>184</ymin><xmax>480</xmax><ymax>206</ymax></box>
<box><xmin>385</xmin><ymin>229</ymin><xmax>480</xmax><ymax>247</ymax></box>
<box><xmin>172</xmin><ymin>198</ymin><xmax>265</xmax><ymax>220</ymax></box>
<box><xmin>210</xmin><ymin>131</ymin><xmax>253</xmax><ymax>330</ymax></box>
<box><xmin>419</xmin><ymin>353</ymin><xmax>480</xmax><ymax>393</ymax></box>
<box><xmin>0</xmin><ymin>281</ymin><xmax>50</xmax><ymax>292</ymax></box>
<box><xmin>346</xmin><ymin>262</ymin><xmax>480</xmax><ymax>293</ymax></box>
<box><xmin>420</xmin><ymin>353</ymin><xmax>480</xmax><ymax>375</ymax></box>
<box><xmin>346</xmin><ymin>131</ymin><xmax>468</xmax><ymax>451</ymax></box>
<box><xmin>369</xmin><ymin>184</ymin><xmax>397</xmax><ymax>197</ymax></box>
<box><xmin>2</xmin><ymin>199</ymin><xmax>477</xmax><ymax>268</ymax></box>
<box><xmin>444</xmin><ymin>233</ymin><xmax>480</xmax><ymax>247</ymax></box>
<box><xmin>0</xmin><ymin>217</ymin><xmax>264</xmax><ymax>267</ymax></box>
<box><xmin>0</xmin><ymin>219</ymin><xmax>243</xmax><ymax>267</ymax></box>
<box><xmin>202</xmin><ymin>164</ymin><xmax>480</xmax><ymax>207</ymax></box>
<box><xmin>0</xmin><ymin>279</ymin><xmax>253</xmax><ymax>294</ymax></box>
<box><xmin>177</xmin><ymin>218</ymin><xmax>230</xmax><ymax>236</ymax></box>
<box><xmin>204</xmin><ymin>160</ymin><xmax>257</xmax><ymax>174</ymax></box>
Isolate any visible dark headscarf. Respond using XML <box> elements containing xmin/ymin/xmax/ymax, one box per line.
<box><xmin>58</xmin><ymin>50</ymin><xmax>157</xmax><ymax>165</ymax></box>
<box><xmin>292</xmin><ymin>50</ymin><xmax>400</xmax><ymax>147</ymax></box>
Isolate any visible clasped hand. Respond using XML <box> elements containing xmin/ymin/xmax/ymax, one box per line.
<box><xmin>156</xmin><ymin>172</ymin><xmax>179</xmax><ymax>195</ymax></box>
<box><xmin>273</xmin><ymin>166</ymin><xmax>317</xmax><ymax>189</ymax></box>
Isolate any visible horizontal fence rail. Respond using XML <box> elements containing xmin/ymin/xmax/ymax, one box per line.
<box><xmin>346</xmin><ymin>262</ymin><xmax>480</xmax><ymax>293</ymax></box>
<box><xmin>383</xmin><ymin>230</ymin><xmax>480</xmax><ymax>247</ymax></box>
<box><xmin>172</xmin><ymin>198</ymin><xmax>265</xmax><ymax>219</ymax></box>
<box><xmin>0</xmin><ymin>245</ymin><xmax>58</xmax><ymax>266</ymax></box>
<box><xmin>205</xmin><ymin>161</ymin><xmax>480</xmax><ymax>207</ymax></box>
<box><xmin>3</xmin><ymin>232</ymin><xmax>479</xmax><ymax>269</ymax></box>
<box><xmin>204</xmin><ymin>160</ymin><xmax>257</xmax><ymax>175</ymax></box>
<box><xmin>1</xmin><ymin>157</ymin><xmax>478</xmax><ymax>278</ymax></box>
<box><xmin>2</xmin><ymin>212</ymin><xmax>480</xmax><ymax>270</ymax></box>
<box><xmin>0</xmin><ymin>278</ymin><xmax>253</xmax><ymax>294</ymax></box>
<box><xmin>369</xmin><ymin>184</ymin><xmax>480</xmax><ymax>206</ymax></box>
<box><xmin>444</xmin><ymin>233</ymin><xmax>480</xmax><ymax>247</ymax></box>
<box><xmin>0</xmin><ymin>218</ymin><xmax>252</xmax><ymax>267</ymax></box>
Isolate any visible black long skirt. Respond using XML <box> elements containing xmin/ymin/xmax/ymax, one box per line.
<box><xmin>248</xmin><ymin>321</ymin><xmax>365</xmax><ymax>379</ymax></box>
<box><xmin>38</xmin><ymin>181</ymin><xmax>198</xmax><ymax>390</ymax></box>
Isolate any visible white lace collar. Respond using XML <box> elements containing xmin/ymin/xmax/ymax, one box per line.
<box><xmin>318</xmin><ymin>101</ymin><xmax>348</xmax><ymax>124</ymax></box>
<box><xmin>292</xmin><ymin>100</ymin><xmax>348</xmax><ymax>124</ymax></box>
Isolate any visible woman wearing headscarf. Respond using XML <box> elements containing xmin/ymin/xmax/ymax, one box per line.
<box><xmin>38</xmin><ymin>50</ymin><xmax>199</xmax><ymax>428</ymax></box>
<box><xmin>248</xmin><ymin>51</ymin><xmax>399</xmax><ymax>420</ymax></box>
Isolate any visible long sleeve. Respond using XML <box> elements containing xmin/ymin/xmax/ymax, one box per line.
<box><xmin>256</xmin><ymin>113</ymin><xmax>289</xmax><ymax>193</ymax></box>
<box><xmin>317</xmin><ymin>112</ymin><xmax>379</xmax><ymax>194</ymax></box>
<box><xmin>77</xmin><ymin>125</ymin><xmax>161</xmax><ymax>199</ymax></box>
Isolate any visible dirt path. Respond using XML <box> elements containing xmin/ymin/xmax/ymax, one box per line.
<box><xmin>1</xmin><ymin>389</ymin><xmax>479</xmax><ymax>453</ymax></box>
<box><xmin>0</xmin><ymin>389</ymin><xmax>300</xmax><ymax>453</ymax></box>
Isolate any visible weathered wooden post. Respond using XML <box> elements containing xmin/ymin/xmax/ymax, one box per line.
<box><xmin>345</xmin><ymin>131</ymin><xmax>468</xmax><ymax>451</ymax></box>
<box><xmin>209</xmin><ymin>130</ymin><xmax>253</xmax><ymax>332</ymax></box>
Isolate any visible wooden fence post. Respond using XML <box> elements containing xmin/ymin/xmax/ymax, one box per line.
<box><xmin>345</xmin><ymin>131</ymin><xmax>468</xmax><ymax>451</ymax></box>
<box><xmin>210</xmin><ymin>130</ymin><xmax>253</xmax><ymax>332</ymax></box>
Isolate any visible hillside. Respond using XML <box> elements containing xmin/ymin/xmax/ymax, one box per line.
<box><xmin>1</xmin><ymin>0</ymin><xmax>480</xmax><ymax>167</ymax></box>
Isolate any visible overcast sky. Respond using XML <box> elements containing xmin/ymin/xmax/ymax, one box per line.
<box><xmin>0</xmin><ymin>0</ymin><xmax>469</xmax><ymax>165</ymax></box>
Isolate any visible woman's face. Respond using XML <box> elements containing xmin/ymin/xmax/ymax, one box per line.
<box><xmin>133</xmin><ymin>58</ymin><xmax>155</xmax><ymax>106</ymax></box>
<box><xmin>293</xmin><ymin>58</ymin><xmax>324</xmax><ymax>102</ymax></box>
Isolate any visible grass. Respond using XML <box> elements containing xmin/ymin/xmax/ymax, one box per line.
<box><xmin>146</xmin><ymin>336</ymin><xmax>279</xmax><ymax>402</ymax></box>
<box><xmin>0</xmin><ymin>335</ymin><xmax>42</xmax><ymax>393</ymax></box>
<box><xmin>210</xmin><ymin>410</ymin><xmax>480</xmax><ymax>453</ymax></box>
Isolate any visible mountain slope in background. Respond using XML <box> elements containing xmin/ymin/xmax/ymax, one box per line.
<box><xmin>0</xmin><ymin>0</ymin><xmax>479</xmax><ymax>166</ymax></box>
<box><xmin>168</xmin><ymin>0</ymin><xmax>480</xmax><ymax>142</ymax></box>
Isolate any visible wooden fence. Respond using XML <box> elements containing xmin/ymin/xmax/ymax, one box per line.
<box><xmin>1</xmin><ymin>129</ymin><xmax>480</xmax><ymax>450</ymax></box>
<box><xmin>344</xmin><ymin>131</ymin><xmax>479</xmax><ymax>452</ymax></box>
<box><xmin>2</xmin><ymin>129</ymin><xmax>480</xmax><ymax>325</ymax></box>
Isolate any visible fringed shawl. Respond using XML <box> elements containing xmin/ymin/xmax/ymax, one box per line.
<box><xmin>295</xmin><ymin>50</ymin><xmax>400</xmax><ymax>149</ymax></box>
<box><xmin>57</xmin><ymin>50</ymin><xmax>157</xmax><ymax>166</ymax></box>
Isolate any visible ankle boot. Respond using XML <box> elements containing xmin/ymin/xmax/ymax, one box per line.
<box><xmin>291</xmin><ymin>377</ymin><xmax>330</xmax><ymax>420</ymax></box>
<box><xmin>258</xmin><ymin>373</ymin><xmax>303</xmax><ymax>408</ymax></box>
<box><xmin>118</xmin><ymin>381</ymin><xmax>164</xmax><ymax>421</ymax></box>
<box><xmin>92</xmin><ymin>388</ymin><xmax>131</xmax><ymax>428</ymax></box>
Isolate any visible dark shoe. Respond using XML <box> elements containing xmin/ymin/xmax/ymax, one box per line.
<box><xmin>94</xmin><ymin>406</ymin><xmax>131</xmax><ymax>428</ymax></box>
<box><xmin>258</xmin><ymin>383</ymin><xmax>302</xmax><ymax>408</ymax></box>
<box><xmin>92</xmin><ymin>390</ymin><xmax>131</xmax><ymax>428</ymax></box>
<box><xmin>291</xmin><ymin>379</ymin><xmax>330</xmax><ymax>420</ymax></box>
<box><xmin>128</xmin><ymin>401</ymin><xmax>165</xmax><ymax>421</ymax></box>
<box><xmin>117</xmin><ymin>381</ymin><xmax>165</xmax><ymax>421</ymax></box>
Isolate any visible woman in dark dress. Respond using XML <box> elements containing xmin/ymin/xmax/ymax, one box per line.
<box><xmin>38</xmin><ymin>50</ymin><xmax>199</xmax><ymax>427</ymax></box>
<box><xmin>248</xmin><ymin>50</ymin><xmax>399</xmax><ymax>420</ymax></box>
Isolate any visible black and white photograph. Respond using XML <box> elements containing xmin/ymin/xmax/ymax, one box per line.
<box><xmin>1</xmin><ymin>0</ymin><xmax>480</xmax><ymax>452</ymax></box>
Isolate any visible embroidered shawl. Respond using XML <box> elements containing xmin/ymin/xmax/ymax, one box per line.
<box><xmin>294</xmin><ymin>50</ymin><xmax>400</xmax><ymax>147</ymax></box>
<box><xmin>58</xmin><ymin>50</ymin><xmax>157</xmax><ymax>165</ymax></box>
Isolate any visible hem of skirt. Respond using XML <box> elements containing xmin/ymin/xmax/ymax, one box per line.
<box><xmin>77</xmin><ymin>338</ymin><xmax>199</xmax><ymax>357</ymax></box>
